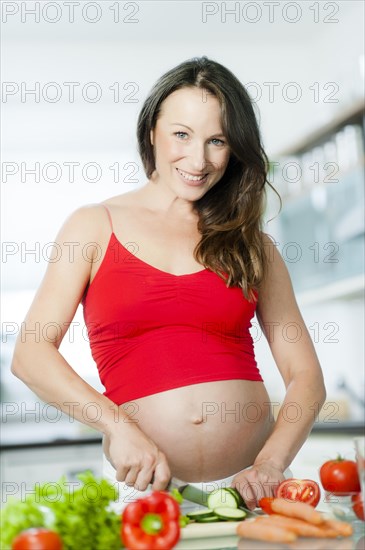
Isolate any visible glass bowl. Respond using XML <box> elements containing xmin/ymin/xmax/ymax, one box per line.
<box><xmin>324</xmin><ymin>491</ymin><xmax>359</xmax><ymax>521</ymax></box>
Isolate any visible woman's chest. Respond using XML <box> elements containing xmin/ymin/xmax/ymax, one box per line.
<box><xmin>112</xmin><ymin>208</ymin><xmax>204</xmax><ymax>276</ymax></box>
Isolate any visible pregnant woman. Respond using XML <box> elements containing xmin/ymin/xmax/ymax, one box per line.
<box><xmin>11</xmin><ymin>57</ymin><xmax>326</xmax><ymax>510</ymax></box>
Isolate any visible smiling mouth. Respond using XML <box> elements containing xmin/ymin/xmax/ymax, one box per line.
<box><xmin>176</xmin><ymin>168</ymin><xmax>208</xmax><ymax>182</ymax></box>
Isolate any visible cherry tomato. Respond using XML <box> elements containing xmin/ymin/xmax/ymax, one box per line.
<box><xmin>259</xmin><ymin>497</ymin><xmax>274</xmax><ymax>514</ymax></box>
<box><xmin>352</xmin><ymin>493</ymin><xmax>365</xmax><ymax>521</ymax></box>
<box><xmin>320</xmin><ymin>457</ymin><xmax>361</xmax><ymax>495</ymax></box>
<box><xmin>11</xmin><ymin>529</ymin><xmax>63</xmax><ymax>550</ymax></box>
<box><xmin>275</xmin><ymin>478</ymin><xmax>321</xmax><ymax>507</ymax></box>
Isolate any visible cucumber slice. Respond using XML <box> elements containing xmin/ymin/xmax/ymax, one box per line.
<box><xmin>195</xmin><ymin>514</ymin><xmax>221</xmax><ymax>523</ymax></box>
<box><xmin>186</xmin><ymin>509</ymin><xmax>215</xmax><ymax>520</ymax></box>
<box><xmin>224</xmin><ymin>487</ymin><xmax>245</xmax><ymax>507</ymax></box>
<box><xmin>207</xmin><ymin>488</ymin><xmax>238</xmax><ymax>510</ymax></box>
<box><xmin>213</xmin><ymin>507</ymin><xmax>247</xmax><ymax>521</ymax></box>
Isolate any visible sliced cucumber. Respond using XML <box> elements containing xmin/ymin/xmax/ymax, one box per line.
<box><xmin>207</xmin><ymin>488</ymin><xmax>238</xmax><ymax>510</ymax></box>
<box><xmin>195</xmin><ymin>514</ymin><xmax>221</xmax><ymax>523</ymax></box>
<box><xmin>213</xmin><ymin>507</ymin><xmax>247</xmax><ymax>521</ymax></box>
<box><xmin>224</xmin><ymin>487</ymin><xmax>245</xmax><ymax>507</ymax></box>
<box><xmin>186</xmin><ymin>509</ymin><xmax>215</xmax><ymax>520</ymax></box>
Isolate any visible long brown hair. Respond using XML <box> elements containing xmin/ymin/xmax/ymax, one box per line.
<box><xmin>137</xmin><ymin>56</ymin><xmax>280</xmax><ymax>301</ymax></box>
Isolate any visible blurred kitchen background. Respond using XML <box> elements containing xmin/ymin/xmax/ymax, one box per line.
<box><xmin>1</xmin><ymin>1</ymin><xmax>364</xmax><ymax>498</ymax></box>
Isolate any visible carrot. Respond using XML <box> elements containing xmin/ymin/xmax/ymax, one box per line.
<box><xmin>271</xmin><ymin>498</ymin><xmax>323</xmax><ymax>524</ymax></box>
<box><xmin>236</xmin><ymin>518</ymin><xmax>297</xmax><ymax>543</ymax></box>
<box><xmin>267</xmin><ymin>514</ymin><xmax>339</xmax><ymax>538</ymax></box>
<box><xmin>322</xmin><ymin>519</ymin><xmax>353</xmax><ymax>537</ymax></box>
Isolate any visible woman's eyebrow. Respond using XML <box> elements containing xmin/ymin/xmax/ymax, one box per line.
<box><xmin>170</xmin><ymin>123</ymin><xmax>225</xmax><ymax>137</ymax></box>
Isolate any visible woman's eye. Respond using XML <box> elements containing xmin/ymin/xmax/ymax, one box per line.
<box><xmin>174</xmin><ymin>131</ymin><xmax>188</xmax><ymax>139</ymax></box>
<box><xmin>210</xmin><ymin>138</ymin><xmax>225</xmax><ymax>146</ymax></box>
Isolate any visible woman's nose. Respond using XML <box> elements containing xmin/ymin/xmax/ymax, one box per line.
<box><xmin>190</xmin><ymin>144</ymin><xmax>208</xmax><ymax>172</ymax></box>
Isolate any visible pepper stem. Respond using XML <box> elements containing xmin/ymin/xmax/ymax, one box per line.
<box><xmin>140</xmin><ymin>513</ymin><xmax>163</xmax><ymax>535</ymax></box>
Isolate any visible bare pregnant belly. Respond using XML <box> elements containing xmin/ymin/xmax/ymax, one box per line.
<box><xmin>107</xmin><ymin>380</ymin><xmax>274</xmax><ymax>482</ymax></box>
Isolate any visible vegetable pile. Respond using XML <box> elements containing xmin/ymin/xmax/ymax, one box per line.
<box><xmin>0</xmin><ymin>471</ymin><xmax>122</xmax><ymax>550</ymax></box>
<box><xmin>1</xmin><ymin>453</ymin><xmax>363</xmax><ymax>549</ymax></box>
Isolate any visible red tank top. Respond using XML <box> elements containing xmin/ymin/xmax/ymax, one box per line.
<box><xmin>82</xmin><ymin>207</ymin><xmax>263</xmax><ymax>405</ymax></box>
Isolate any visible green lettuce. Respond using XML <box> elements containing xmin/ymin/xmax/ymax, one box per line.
<box><xmin>0</xmin><ymin>470</ymin><xmax>123</xmax><ymax>550</ymax></box>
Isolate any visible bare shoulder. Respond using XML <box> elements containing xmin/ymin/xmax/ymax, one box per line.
<box><xmin>260</xmin><ymin>232</ymin><xmax>288</xmax><ymax>276</ymax></box>
<box><xmin>55</xmin><ymin>191</ymin><xmax>143</xmax><ymax>248</ymax></box>
<box><xmin>257</xmin><ymin>231</ymin><xmax>296</xmax><ymax>305</ymax></box>
<box><xmin>55</xmin><ymin>201</ymin><xmax>117</xmax><ymax>243</ymax></box>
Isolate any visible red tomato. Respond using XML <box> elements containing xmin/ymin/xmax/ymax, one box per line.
<box><xmin>12</xmin><ymin>529</ymin><xmax>63</xmax><ymax>550</ymax></box>
<box><xmin>276</xmin><ymin>478</ymin><xmax>321</xmax><ymax>507</ymax></box>
<box><xmin>352</xmin><ymin>493</ymin><xmax>365</xmax><ymax>521</ymax></box>
<box><xmin>259</xmin><ymin>497</ymin><xmax>274</xmax><ymax>514</ymax></box>
<box><xmin>319</xmin><ymin>457</ymin><xmax>361</xmax><ymax>495</ymax></box>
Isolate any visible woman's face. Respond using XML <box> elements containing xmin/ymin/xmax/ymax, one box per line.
<box><xmin>150</xmin><ymin>86</ymin><xmax>231</xmax><ymax>201</ymax></box>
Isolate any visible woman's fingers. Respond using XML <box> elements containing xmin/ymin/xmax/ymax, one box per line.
<box><xmin>133</xmin><ymin>466</ymin><xmax>157</xmax><ymax>492</ymax></box>
<box><xmin>106</xmin><ymin>425</ymin><xmax>173</xmax><ymax>493</ymax></box>
<box><xmin>151</xmin><ymin>455</ymin><xmax>171</xmax><ymax>491</ymax></box>
<box><xmin>115</xmin><ymin>452</ymin><xmax>170</xmax><ymax>492</ymax></box>
<box><xmin>123</xmin><ymin>466</ymin><xmax>140</xmax><ymax>487</ymax></box>
<box><xmin>232</xmin><ymin>465</ymin><xmax>284</xmax><ymax>509</ymax></box>
<box><xmin>241</xmin><ymin>480</ymin><xmax>260</xmax><ymax>510</ymax></box>
<box><xmin>115</xmin><ymin>464</ymin><xmax>131</xmax><ymax>483</ymax></box>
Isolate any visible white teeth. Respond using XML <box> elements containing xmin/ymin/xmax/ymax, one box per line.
<box><xmin>177</xmin><ymin>168</ymin><xmax>206</xmax><ymax>182</ymax></box>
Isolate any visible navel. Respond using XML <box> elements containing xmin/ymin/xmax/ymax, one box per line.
<box><xmin>192</xmin><ymin>416</ymin><xmax>204</xmax><ymax>425</ymax></box>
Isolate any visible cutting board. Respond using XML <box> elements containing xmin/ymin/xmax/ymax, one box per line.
<box><xmin>176</xmin><ymin>521</ymin><xmax>240</xmax><ymax>549</ymax></box>
<box><xmin>181</xmin><ymin>520</ymin><xmax>239</xmax><ymax>539</ymax></box>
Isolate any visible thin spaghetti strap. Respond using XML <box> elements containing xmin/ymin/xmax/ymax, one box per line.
<box><xmin>101</xmin><ymin>204</ymin><xmax>114</xmax><ymax>233</ymax></box>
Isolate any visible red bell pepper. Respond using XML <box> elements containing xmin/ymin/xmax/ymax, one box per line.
<box><xmin>121</xmin><ymin>491</ymin><xmax>181</xmax><ymax>550</ymax></box>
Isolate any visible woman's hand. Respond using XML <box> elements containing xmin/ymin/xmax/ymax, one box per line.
<box><xmin>105</xmin><ymin>421</ymin><xmax>171</xmax><ymax>492</ymax></box>
<box><xmin>230</xmin><ymin>461</ymin><xmax>285</xmax><ymax>510</ymax></box>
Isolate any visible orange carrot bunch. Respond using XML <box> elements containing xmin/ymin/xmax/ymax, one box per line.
<box><xmin>236</xmin><ymin>498</ymin><xmax>353</xmax><ymax>543</ymax></box>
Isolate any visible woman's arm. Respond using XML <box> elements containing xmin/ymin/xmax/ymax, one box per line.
<box><xmin>231</xmin><ymin>233</ymin><xmax>326</xmax><ymax>509</ymax></box>
<box><xmin>11</xmin><ymin>205</ymin><xmax>170</xmax><ymax>491</ymax></box>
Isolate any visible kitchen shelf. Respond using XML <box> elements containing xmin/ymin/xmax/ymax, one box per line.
<box><xmin>279</xmin><ymin>158</ymin><xmax>365</xmax><ymax>206</ymax></box>
<box><xmin>271</xmin><ymin>100</ymin><xmax>364</xmax><ymax>299</ymax></box>
<box><xmin>277</xmin><ymin>98</ymin><xmax>365</xmax><ymax>157</ymax></box>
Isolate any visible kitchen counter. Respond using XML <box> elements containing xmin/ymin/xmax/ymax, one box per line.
<box><xmin>0</xmin><ymin>417</ymin><xmax>102</xmax><ymax>448</ymax></box>
<box><xmin>1</xmin><ymin>433</ymin><xmax>101</xmax><ymax>451</ymax></box>
<box><xmin>311</xmin><ymin>421</ymin><xmax>364</xmax><ymax>435</ymax></box>
<box><xmin>1</xmin><ymin>418</ymin><xmax>363</xmax><ymax>448</ymax></box>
